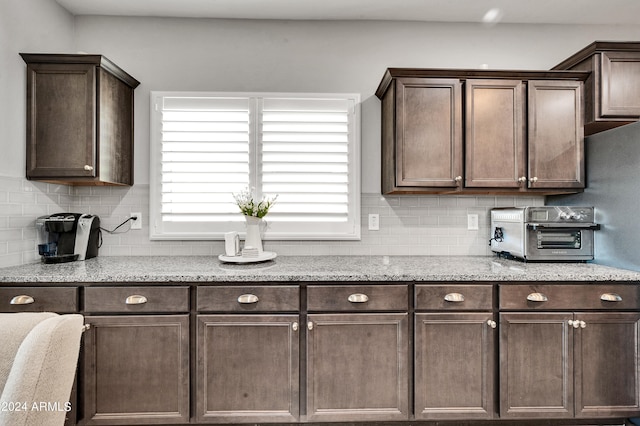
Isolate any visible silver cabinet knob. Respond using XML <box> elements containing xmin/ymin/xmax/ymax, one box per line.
<box><xmin>529</xmin><ymin>176</ymin><xmax>538</xmax><ymax>183</ymax></box>
<box><xmin>348</xmin><ymin>293</ymin><xmax>369</xmax><ymax>303</ymax></box>
<box><xmin>444</xmin><ymin>293</ymin><xmax>465</xmax><ymax>303</ymax></box>
<box><xmin>487</xmin><ymin>320</ymin><xmax>497</xmax><ymax>329</ymax></box>
<box><xmin>518</xmin><ymin>176</ymin><xmax>527</xmax><ymax>184</ymax></box>
<box><xmin>579</xmin><ymin>320</ymin><xmax>587</xmax><ymax>329</ymax></box>
<box><xmin>84</xmin><ymin>165</ymin><xmax>94</xmax><ymax>171</ymax></box>
<box><xmin>292</xmin><ymin>322</ymin><xmax>299</xmax><ymax>332</ymax></box>
<box><xmin>526</xmin><ymin>292</ymin><xmax>548</xmax><ymax>302</ymax></box>
<box><xmin>454</xmin><ymin>176</ymin><xmax>463</xmax><ymax>184</ymax></box>
<box><xmin>82</xmin><ymin>324</ymin><xmax>91</xmax><ymax>332</ymax></box>
<box><xmin>237</xmin><ymin>294</ymin><xmax>259</xmax><ymax>304</ymax></box>
<box><xmin>125</xmin><ymin>295</ymin><xmax>148</xmax><ymax>305</ymax></box>
<box><xmin>10</xmin><ymin>295</ymin><xmax>35</xmax><ymax>305</ymax></box>
<box><xmin>600</xmin><ymin>293</ymin><xmax>622</xmax><ymax>302</ymax></box>
<box><xmin>307</xmin><ymin>321</ymin><xmax>314</xmax><ymax>331</ymax></box>
<box><xmin>568</xmin><ymin>320</ymin><xmax>578</xmax><ymax>328</ymax></box>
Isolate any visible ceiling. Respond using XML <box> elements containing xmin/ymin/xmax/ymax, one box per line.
<box><xmin>54</xmin><ymin>0</ymin><xmax>640</xmax><ymax>25</ymax></box>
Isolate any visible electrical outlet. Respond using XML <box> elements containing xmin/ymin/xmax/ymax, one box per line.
<box><xmin>368</xmin><ymin>214</ymin><xmax>380</xmax><ymax>231</ymax></box>
<box><xmin>131</xmin><ymin>212</ymin><xmax>142</xmax><ymax>230</ymax></box>
<box><xmin>467</xmin><ymin>214</ymin><xmax>479</xmax><ymax>230</ymax></box>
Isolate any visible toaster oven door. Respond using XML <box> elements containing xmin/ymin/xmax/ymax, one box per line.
<box><xmin>524</xmin><ymin>224</ymin><xmax>597</xmax><ymax>261</ymax></box>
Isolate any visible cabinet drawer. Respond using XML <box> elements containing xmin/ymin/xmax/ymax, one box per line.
<box><xmin>84</xmin><ymin>286</ymin><xmax>189</xmax><ymax>313</ymax></box>
<box><xmin>307</xmin><ymin>285</ymin><xmax>408</xmax><ymax>312</ymax></box>
<box><xmin>415</xmin><ymin>285</ymin><xmax>493</xmax><ymax>310</ymax></box>
<box><xmin>0</xmin><ymin>287</ymin><xmax>77</xmax><ymax>312</ymax></box>
<box><xmin>197</xmin><ymin>286</ymin><xmax>299</xmax><ymax>312</ymax></box>
<box><xmin>499</xmin><ymin>284</ymin><xmax>640</xmax><ymax>310</ymax></box>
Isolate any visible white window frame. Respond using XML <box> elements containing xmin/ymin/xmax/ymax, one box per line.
<box><xmin>149</xmin><ymin>91</ymin><xmax>361</xmax><ymax>240</ymax></box>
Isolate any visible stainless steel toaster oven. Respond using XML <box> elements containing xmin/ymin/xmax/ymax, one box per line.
<box><xmin>490</xmin><ymin>207</ymin><xmax>600</xmax><ymax>262</ymax></box>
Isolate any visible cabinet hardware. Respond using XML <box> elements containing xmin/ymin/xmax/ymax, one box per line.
<box><xmin>600</xmin><ymin>293</ymin><xmax>623</xmax><ymax>302</ymax></box>
<box><xmin>518</xmin><ymin>176</ymin><xmax>527</xmax><ymax>184</ymax></box>
<box><xmin>347</xmin><ymin>293</ymin><xmax>369</xmax><ymax>303</ymax></box>
<box><xmin>487</xmin><ymin>320</ymin><xmax>497</xmax><ymax>329</ymax></box>
<box><xmin>529</xmin><ymin>176</ymin><xmax>538</xmax><ymax>183</ymax></box>
<box><xmin>82</xmin><ymin>324</ymin><xmax>91</xmax><ymax>332</ymax></box>
<box><xmin>125</xmin><ymin>295</ymin><xmax>148</xmax><ymax>305</ymax></box>
<box><xmin>526</xmin><ymin>292</ymin><xmax>548</xmax><ymax>302</ymax></box>
<box><xmin>10</xmin><ymin>295</ymin><xmax>35</xmax><ymax>305</ymax></box>
<box><xmin>84</xmin><ymin>165</ymin><xmax>94</xmax><ymax>171</ymax></box>
<box><xmin>292</xmin><ymin>322</ymin><xmax>299</xmax><ymax>332</ymax></box>
<box><xmin>444</xmin><ymin>292</ymin><xmax>465</xmax><ymax>303</ymax></box>
<box><xmin>307</xmin><ymin>321</ymin><xmax>314</xmax><ymax>331</ymax></box>
<box><xmin>455</xmin><ymin>176</ymin><xmax>463</xmax><ymax>184</ymax></box>
<box><xmin>237</xmin><ymin>294</ymin><xmax>260</xmax><ymax>304</ymax></box>
<box><xmin>568</xmin><ymin>320</ymin><xmax>587</xmax><ymax>329</ymax></box>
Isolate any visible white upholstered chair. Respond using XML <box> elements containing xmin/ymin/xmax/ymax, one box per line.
<box><xmin>0</xmin><ymin>312</ymin><xmax>84</xmax><ymax>426</ymax></box>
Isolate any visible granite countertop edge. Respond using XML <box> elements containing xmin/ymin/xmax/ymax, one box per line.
<box><xmin>1</xmin><ymin>255</ymin><xmax>640</xmax><ymax>284</ymax></box>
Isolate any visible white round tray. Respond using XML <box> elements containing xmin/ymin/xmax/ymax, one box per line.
<box><xmin>218</xmin><ymin>251</ymin><xmax>277</xmax><ymax>264</ymax></box>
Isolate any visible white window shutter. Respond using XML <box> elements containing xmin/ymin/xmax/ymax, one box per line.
<box><xmin>150</xmin><ymin>92</ymin><xmax>360</xmax><ymax>240</ymax></box>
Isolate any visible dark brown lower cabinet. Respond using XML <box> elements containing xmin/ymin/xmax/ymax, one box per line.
<box><xmin>414</xmin><ymin>313</ymin><xmax>495</xmax><ymax>420</ymax></box>
<box><xmin>196</xmin><ymin>314</ymin><xmax>300</xmax><ymax>423</ymax></box>
<box><xmin>305</xmin><ymin>313</ymin><xmax>409</xmax><ymax>422</ymax></box>
<box><xmin>80</xmin><ymin>315</ymin><xmax>190</xmax><ymax>425</ymax></box>
<box><xmin>500</xmin><ymin>312</ymin><xmax>640</xmax><ymax>419</ymax></box>
<box><xmin>574</xmin><ymin>312</ymin><xmax>640</xmax><ymax>418</ymax></box>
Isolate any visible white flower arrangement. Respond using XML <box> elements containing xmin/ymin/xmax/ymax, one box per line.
<box><xmin>232</xmin><ymin>188</ymin><xmax>277</xmax><ymax>218</ymax></box>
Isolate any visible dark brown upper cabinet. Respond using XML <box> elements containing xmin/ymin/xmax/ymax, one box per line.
<box><xmin>21</xmin><ymin>54</ymin><xmax>140</xmax><ymax>186</ymax></box>
<box><xmin>465</xmin><ymin>79</ymin><xmax>526</xmax><ymax>189</ymax></box>
<box><xmin>553</xmin><ymin>41</ymin><xmax>640</xmax><ymax>136</ymax></box>
<box><xmin>381</xmin><ymin>77</ymin><xmax>463</xmax><ymax>194</ymax></box>
<box><xmin>376</xmin><ymin>69</ymin><xmax>588</xmax><ymax>195</ymax></box>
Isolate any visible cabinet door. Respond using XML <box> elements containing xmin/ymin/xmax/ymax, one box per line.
<box><xmin>574</xmin><ymin>312</ymin><xmax>640</xmax><ymax>418</ymax></box>
<box><xmin>26</xmin><ymin>63</ymin><xmax>96</xmax><ymax>179</ymax></box>
<box><xmin>395</xmin><ymin>78</ymin><xmax>463</xmax><ymax>188</ymax></box>
<box><xmin>465</xmin><ymin>79</ymin><xmax>526</xmax><ymax>188</ymax></box>
<box><xmin>528</xmin><ymin>80</ymin><xmax>584</xmax><ymax>189</ymax></box>
<box><xmin>600</xmin><ymin>51</ymin><xmax>640</xmax><ymax>118</ymax></box>
<box><xmin>196</xmin><ymin>315</ymin><xmax>299</xmax><ymax>423</ymax></box>
<box><xmin>306</xmin><ymin>313</ymin><xmax>409</xmax><ymax>422</ymax></box>
<box><xmin>81</xmin><ymin>315</ymin><xmax>189</xmax><ymax>425</ymax></box>
<box><xmin>499</xmin><ymin>312</ymin><xmax>574</xmax><ymax>418</ymax></box>
<box><xmin>414</xmin><ymin>313</ymin><xmax>495</xmax><ymax>420</ymax></box>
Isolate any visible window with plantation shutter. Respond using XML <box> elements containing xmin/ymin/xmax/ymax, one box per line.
<box><xmin>150</xmin><ymin>92</ymin><xmax>361</xmax><ymax>240</ymax></box>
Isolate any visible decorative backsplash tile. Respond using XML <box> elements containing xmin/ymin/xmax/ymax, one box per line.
<box><xmin>0</xmin><ymin>175</ymin><xmax>544</xmax><ymax>267</ymax></box>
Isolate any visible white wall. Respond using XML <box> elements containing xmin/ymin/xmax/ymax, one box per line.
<box><xmin>73</xmin><ymin>17</ymin><xmax>640</xmax><ymax>192</ymax></box>
<box><xmin>0</xmin><ymin>0</ymin><xmax>76</xmax><ymax>178</ymax></box>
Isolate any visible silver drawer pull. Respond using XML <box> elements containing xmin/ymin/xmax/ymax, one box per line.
<box><xmin>348</xmin><ymin>293</ymin><xmax>369</xmax><ymax>303</ymax></box>
<box><xmin>10</xmin><ymin>295</ymin><xmax>35</xmax><ymax>305</ymax></box>
<box><xmin>526</xmin><ymin>292</ymin><xmax>548</xmax><ymax>302</ymax></box>
<box><xmin>84</xmin><ymin>165</ymin><xmax>94</xmax><ymax>171</ymax></box>
<box><xmin>444</xmin><ymin>293</ymin><xmax>465</xmax><ymax>303</ymax></box>
<box><xmin>125</xmin><ymin>295</ymin><xmax>148</xmax><ymax>305</ymax></box>
<box><xmin>237</xmin><ymin>294</ymin><xmax>259</xmax><ymax>304</ymax></box>
<box><xmin>600</xmin><ymin>293</ymin><xmax>623</xmax><ymax>302</ymax></box>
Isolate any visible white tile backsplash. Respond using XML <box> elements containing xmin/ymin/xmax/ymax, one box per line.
<box><xmin>0</xmin><ymin>175</ymin><xmax>545</xmax><ymax>267</ymax></box>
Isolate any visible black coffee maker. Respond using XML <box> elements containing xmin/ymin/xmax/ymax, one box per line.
<box><xmin>36</xmin><ymin>213</ymin><xmax>101</xmax><ymax>263</ymax></box>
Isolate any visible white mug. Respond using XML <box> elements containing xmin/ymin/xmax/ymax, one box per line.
<box><xmin>224</xmin><ymin>231</ymin><xmax>240</xmax><ymax>256</ymax></box>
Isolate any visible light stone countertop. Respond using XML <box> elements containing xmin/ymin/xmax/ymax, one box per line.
<box><xmin>1</xmin><ymin>255</ymin><xmax>640</xmax><ymax>284</ymax></box>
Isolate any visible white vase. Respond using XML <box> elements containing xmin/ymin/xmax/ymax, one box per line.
<box><xmin>244</xmin><ymin>215</ymin><xmax>263</xmax><ymax>254</ymax></box>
